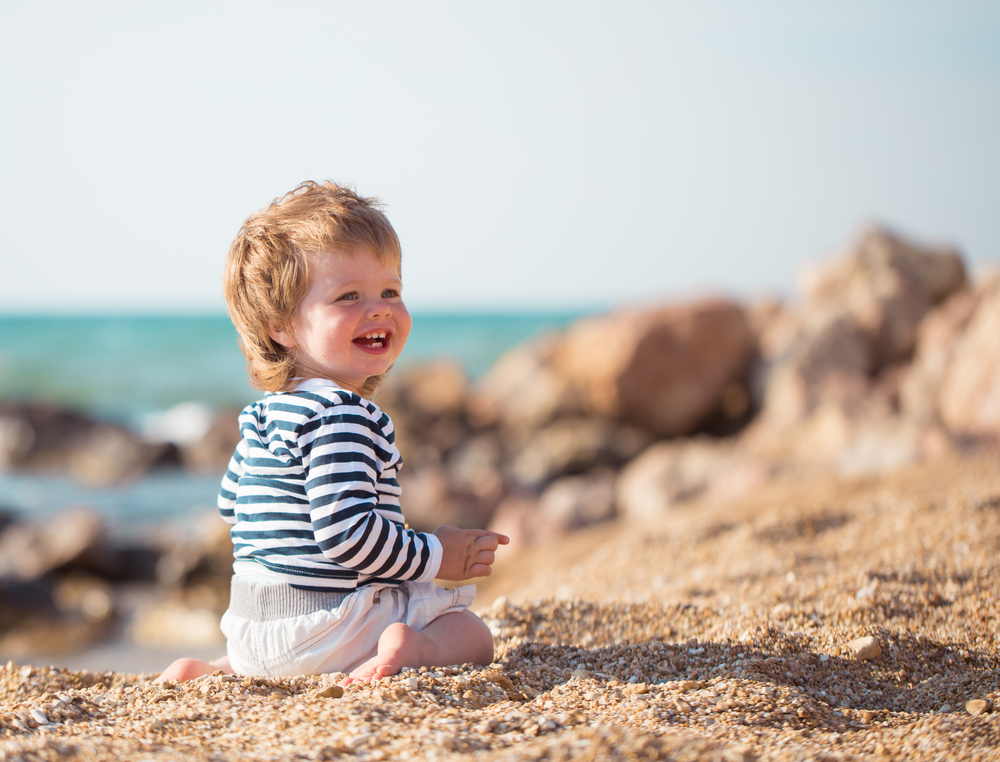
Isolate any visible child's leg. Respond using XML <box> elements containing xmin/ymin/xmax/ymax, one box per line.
<box><xmin>343</xmin><ymin>610</ymin><xmax>493</xmax><ymax>685</ymax></box>
<box><xmin>155</xmin><ymin>655</ymin><xmax>233</xmax><ymax>683</ymax></box>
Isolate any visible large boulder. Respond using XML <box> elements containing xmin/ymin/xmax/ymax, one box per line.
<box><xmin>798</xmin><ymin>225</ymin><xmax>966</xmax><ymax>370</ymax></box>
<box><xmin>379</xmin><ymin>360</ymin><xmax>474</xmax><ymax>470</ymax></box>
<box><xmin>754</xmin><ymin>226</ymin><xmax>967</xmax><ymax>432</ymax></box>
<box><xmin>553</xmin><ymin>299</ymin><xmax>756</xmax><ymax>437</ymax></box>
<box><xmin>937</xmin><ymin>279</ymin><xmax>1000</xmax><ymax>437</ymax></box>
<box><xmin>466</xmin><ymin>334</ymin><xmax>581</xmax><ymax>432</ymax></box>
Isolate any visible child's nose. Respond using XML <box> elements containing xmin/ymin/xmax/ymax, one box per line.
<box><xmin>366</xmin><ymin>299</ymin><xmax>392</xmax><ymax>318</ymax></box>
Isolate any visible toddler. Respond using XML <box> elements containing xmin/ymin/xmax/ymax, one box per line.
<box><xmin>158</xmin><ymin>181</ymin><xmax>507</xmax><ymax>684</ymax></box>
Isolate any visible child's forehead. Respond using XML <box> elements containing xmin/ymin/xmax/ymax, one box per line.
<box><xmin>307</xmin><ymin>246</ymin><xmax>402</xmax><ymax>276</ymax></box>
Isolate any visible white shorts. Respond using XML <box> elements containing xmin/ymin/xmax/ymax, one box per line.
<box><xmin>220</xmin><ymin>578</ymin><xmax>476</xmax><ymax>678</ymax></box>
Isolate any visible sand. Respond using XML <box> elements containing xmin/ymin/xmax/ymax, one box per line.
<box><xmin>1</xmin><ymin>451</ymin><xmax>998</xmax><ymax>761</ymax></box>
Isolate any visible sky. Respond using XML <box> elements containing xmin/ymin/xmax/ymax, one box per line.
<box><xmin>1</xmin><ymin>1</ymin><xmax>998</xmax><ymax>314</ymax></box>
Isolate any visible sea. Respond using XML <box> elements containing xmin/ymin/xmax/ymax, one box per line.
<box><xmin>0</xmin><ymin>311</ymin><xmax>586</xmax><ymax>535</ymax></box>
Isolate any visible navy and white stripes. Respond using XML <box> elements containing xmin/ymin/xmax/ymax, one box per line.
<box><xmin>219</xmin><ymin>378</ymin><xmax>442</xmax><ymax>592</ymax></box>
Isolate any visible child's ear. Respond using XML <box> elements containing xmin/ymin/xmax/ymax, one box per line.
<box><xmin>267</xmin><ymin>321</ymin><xmax>296</xmax><ymax>349</ymax></box>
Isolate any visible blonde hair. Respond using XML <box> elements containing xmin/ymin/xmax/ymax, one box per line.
<box><xmin>224</xmin><ymin>181</ymin><xmax>402</xmax><ymax>392</ymax></box>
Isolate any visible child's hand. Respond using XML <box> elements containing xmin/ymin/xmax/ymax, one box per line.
<box><xmin>433</xmin><ymin>526</ymin><xmax>510</xmax><ymax>580</ymax></box>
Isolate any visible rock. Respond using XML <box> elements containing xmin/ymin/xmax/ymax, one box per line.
<box><xmin>938</xmin><ymin>281</ymin><xmax>1000</xmax><ymax>437</ymax></box>
<box><xmin>396</xmin><ymin>465</ymin><xmax>494</xmax><ymax>531</ymax></box>
<box><xmin>754</xmin><ymin>226</ymin><xmax>967</xmax><ymax>437</ymax></box>
<box><xmin>617</xmin><ymin>440</ymin><xmax>767</xmax><ymax>521</ymax></box>
<box><xmin>155</xmin><ymin>510</ymin><xmax>234</xmax><ymax>589</ymax></box>
<box><xmin>554</xmin><ymin>299</ymin><xmax>756</xmax><ymax>437</ymax></box>
<box><xmin>899</xmin><ymin>289</ymin><xmax>980</xmax><ymax>425</ymax></box>
<box><xmin>467</xmin><ymin>334</ymin><xmax>581</xmax><ymax>431</ymax></box>
<box><xmin>756</xmin><ymin>317</ymin><xmax>873</xmax><ymax>429</ymax></box>
<box><xmin>507</xmin><ymin>418</ymin><xmax>650</xmax><ymax>489</ymax></box>
<box><xmin>178</xmin><ymin>407</ymin><xmax>243</xmax><ymax>474</ymax></box>
<box><xmin>846</xmin><ymin>635</ymin><xmax>881</xmax><ymax>661</ymax></box>
<box><xmin>445</xmin><ymin>433</ymin><xmax>503</xmax><ymax>503</ymax></box>
<box><xmin>798</xmin><ymin>225</ymin><xmax>966</xmax><ymax>370</ymax></box>
<box><xmin>0</xmin><ymin>578</ymin><xmax>58</xmax><ymax>632</ymax></box>
<box><xmin>487</xmin><ymin>471</ymin><xmax>617</xmax><ymax>550</ymax></box>
<box><xmin>314</xmin><ymin>685</ymin><xmax>345</xmax><ymax>699</ymax></box>
<box><xmin>380</xmin><ymin>360</ymin><xmax>469</xmax><ymax>418</ymax></box>
<box><xmin>0</xmin><ymin>507</ymin><xmax>105</xmax><ymax>580</ymax></box>
<box><xmin>486</xmin><ymin>493</ymin><xmax>540</xmax><ymax>553</ymax></box>
<box><xmin>537</xmin><ymin>469</ymin><xmax>617</xmax><ymax>534</ymax></box>
<box><xmin>966</xmin><ymin>699</ymin><xmax>991</xmax><ymax>716</ymax></box>
<box><xmin>0</xmin><ymin>403</ymin><xmax>177</xmax><ymax>484</ymax></box>
<box><xmin>835</xmin><ymin>416</ymin><xmax>923</xmax><ymax>478</ymax></box>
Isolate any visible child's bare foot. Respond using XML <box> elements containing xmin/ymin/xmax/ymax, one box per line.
<box><xmin>155</xmin><ymin>656</ymin><xmax>232</xmax><ymax>683</ymax></box>
<box><xmin>341</xmin><ymin>622</ymin><xmax>424</xmax><ymax>686</ymax></box>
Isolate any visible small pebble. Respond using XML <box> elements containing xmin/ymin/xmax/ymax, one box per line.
<box><xmin>846</xmin><ymin>636</ymin><xmax>881</xmax><ymax>661</ymax></box>
<box><xmin>30</xmin><ymin>709</ymin><xmax>49</xmax><ymax>725</ymax></box>
<box><xmin>313</xmin><ymin>685</ymin><xmax>344</xmax><ymax>699</ymax></box>
<box><xmin>966</xmin><ymin>700</ymin><xmax>991</xmax><ymax>716</ymax></box>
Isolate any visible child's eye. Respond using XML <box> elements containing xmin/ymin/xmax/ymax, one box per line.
<box><xmin>381</xmin><ymin>289</ymin><xmax>400</xmax><ymax>299</ymax></box>
<box><xmin>337</xmin><ymin>292</ymin><xmax>358</xmax><ymax>302</ymax></box>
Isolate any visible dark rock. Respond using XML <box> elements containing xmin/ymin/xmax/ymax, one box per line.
<box><xmin>0</xmin><ymin>507</ymin><xmax>106</xmax><ymax>580</ymax></box>
<box><xmin>0</xmin><ymin>403</ymin><xmax>176</xmax><ymax>485</ymax></box>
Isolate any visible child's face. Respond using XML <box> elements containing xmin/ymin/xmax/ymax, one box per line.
<box><xmin>268</xmin><ymin>247</ymin><xmax>411</xmax><ymax>396</ymax></box>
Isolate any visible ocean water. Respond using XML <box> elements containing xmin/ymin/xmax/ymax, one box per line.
<box><xmin>0</xmin><ymin>311</ymin><xmax>585</xmax><ymax>530</ymax></box>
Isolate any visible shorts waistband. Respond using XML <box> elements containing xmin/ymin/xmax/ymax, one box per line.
<box><xmin>227</xmin><ymin>576</ymin><xmax>354</xmax><ymax>621</ymax></box>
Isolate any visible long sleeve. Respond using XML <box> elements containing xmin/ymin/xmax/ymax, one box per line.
<box><xmin>301</xmin><ymin>403</ymin><xmax>441</xmax><ymax>581</ymax></box>
<box><xmin>220</xmin><ymin>381</ymin><xmax>441</xmax><ymax>591</ymax></box>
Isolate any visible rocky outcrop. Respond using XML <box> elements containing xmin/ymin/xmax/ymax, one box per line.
<box><xmin>755</xmin><ymin>226</ymin><xmax>968</xmax><ymax>431</ymax></box>
<box><xmin>553</xmin><ymin>299</ymin><xmax>757</xmax><ymax>437</ymax></box>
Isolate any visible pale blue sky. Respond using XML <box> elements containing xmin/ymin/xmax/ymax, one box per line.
<box><xmin>1</xmin><ymin>1</ymin><xmax>998</xmax><ymax>313</ymax></box>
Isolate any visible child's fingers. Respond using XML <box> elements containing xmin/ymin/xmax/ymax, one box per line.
<box><xmin>473</xmin><ymin>548</ymin><xmax>496</xmax><ymax>566</ymax></box>
<box><xmin>473</xmin><ymin>532</ymin><xmax>509</xmax><ymax>552</ymax></box>
<box><xmin>467</xmin><ymin>562</ymin><xmax>493</xmax><ymax>578</ymax></box>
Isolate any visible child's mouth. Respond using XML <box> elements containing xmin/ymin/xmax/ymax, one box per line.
<box><xmin>353</xmin><ymin>331</ymin><xmax>389</xmax><ymax>350</ymax></box>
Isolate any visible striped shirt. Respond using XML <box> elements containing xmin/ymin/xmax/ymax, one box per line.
<box><xmin>218</xmin><ymin>378</ymin><xmax>443</xmax><ymax>592</ymax></box>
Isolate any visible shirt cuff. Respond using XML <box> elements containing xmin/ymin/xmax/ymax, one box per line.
<box><xmin>421</xmin><ymin>532</ymin><xmax>443</xmax><ymax>581</ymax></box>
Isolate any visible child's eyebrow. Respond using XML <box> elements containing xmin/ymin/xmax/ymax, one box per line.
<box><xmin>330</xmin><ymin>276</ymin><xmax>403</xmax><ymax>291</ymax></box>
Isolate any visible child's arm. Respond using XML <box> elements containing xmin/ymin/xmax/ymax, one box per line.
<box><xmin>433</xmin><ymin>525</ymin><xmax>510</xmax><ymax>580</ymax></box>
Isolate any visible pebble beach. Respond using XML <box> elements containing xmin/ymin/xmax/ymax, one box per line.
<box><xmin>2</xmin><ymin>451</ymin><xmax>998</xmax><ymax>761</ymax></box>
